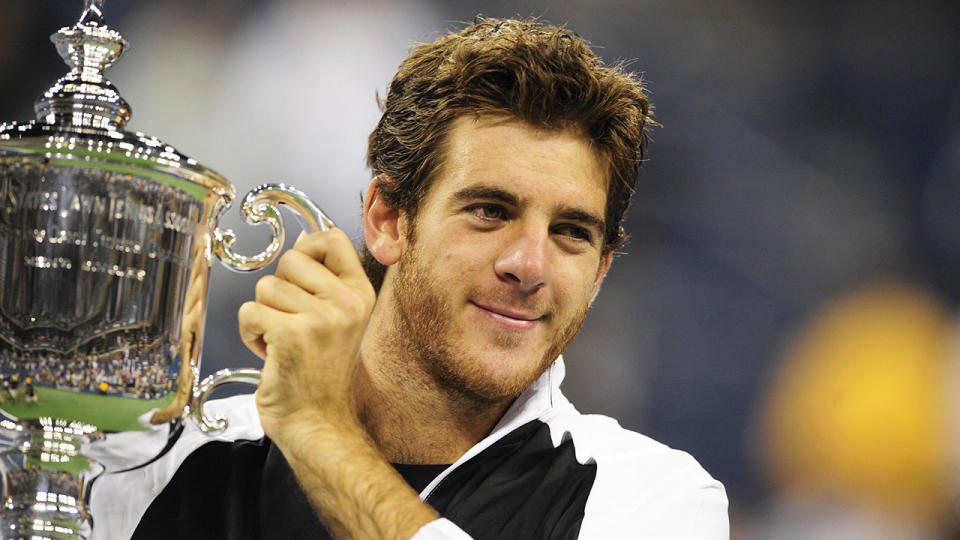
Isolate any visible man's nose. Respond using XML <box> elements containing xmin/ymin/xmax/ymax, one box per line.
<box><xmin>493</xmin><ymin>225</ymin><xmax>550</xmax><ymax>294</ymax></box>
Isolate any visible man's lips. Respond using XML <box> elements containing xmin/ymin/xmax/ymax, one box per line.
<box><xmin>470</xmin><ymin>301</ymin><xmax>544</xmax><ymax>328</ymax></box>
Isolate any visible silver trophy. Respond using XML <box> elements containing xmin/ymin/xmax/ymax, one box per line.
<box><xmin>0</xmin><ymin>1</ymin><xmax>333</xmax><ymax>537</ymax></box>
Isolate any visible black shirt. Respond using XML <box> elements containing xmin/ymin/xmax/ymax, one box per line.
<box><xmin>132</xmin><ymin>420</ymin><xmax>596</xmax><ymax>540</ymax></box>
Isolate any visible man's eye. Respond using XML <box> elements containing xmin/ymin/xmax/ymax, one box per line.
<box><xmin>555</xmin><ymin>224</ymin><xmax>592</xmax><ymax>242</ymax></box>
<box><xmin>469</xmin><ymin>204</ymin><xmax>505</xmax><ymax>221</ymax></box>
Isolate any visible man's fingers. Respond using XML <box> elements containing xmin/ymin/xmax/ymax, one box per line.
<box><xmin>240</xmin><ymin>228</ymin><xmax>375</xmax><ymax>364</ymax></box>
<box><xmin>288</xmin><ymin>228</ymin><xmax>374</xmax><ymax>295</ymax></box>
<box><xmin>290</xmin><ymin>228</ymin><xmax>358</xmax><ymax>276</ymax></box>
<box><xmin>254</xmin><ymin>274</ymin><xmax>321</xmax><ymax>313</ymax></box>
<box><xmin>273</xmin><ymin>250</ymin><xmax>339</xmax><ymax>298</ymax></box>
<box><xmin>238</xmin><ymin>301</ymin><xmax>282</xmax><ymax>360</ymax></box>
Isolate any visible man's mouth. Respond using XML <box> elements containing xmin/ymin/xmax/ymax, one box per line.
<box><xmin>470</xmin><ymin>301</ymin><xmax>544</xmax><ymax>329</ymax></box>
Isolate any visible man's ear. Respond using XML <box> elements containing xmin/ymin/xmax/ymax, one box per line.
<box><xmin>363</xmin><ymin>177</ymin><xmax>403</xmax><ymax>266</ymax></box>
<box><xmin>589</xmin><ymin>252</ymin><xmax>614</xmax><ymax>303</ymax></box>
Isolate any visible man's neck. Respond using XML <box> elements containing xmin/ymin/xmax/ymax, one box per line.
<box><xmin>352</xmin><ymin>306</ymin><xmax>513</xmax><ymax>465</ymax></box>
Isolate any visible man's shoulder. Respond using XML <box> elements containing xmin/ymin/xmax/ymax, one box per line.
<box><xmin>89</xmin><ymin>393</ymin><xmax>264</xmax><ymax>540</ymax></box>
<box><xmin>543</xmin><ymin>404</ymin><xmax>713</xmax><ymax>478</ymax></box>
<box><xmin>541</xmin><ymin>404</ymin><xmax>729</xmax><ymax>538</ymax></box>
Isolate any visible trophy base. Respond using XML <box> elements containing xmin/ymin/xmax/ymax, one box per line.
<box><xmin>0</xmin><ymin>465</ymin><xmax>92</xmax><ymax>540</ymax></box>
<box><xmin>0</xmin><ymin>419</ymin><xmax>103</xmax><ymax>540</ymax></box>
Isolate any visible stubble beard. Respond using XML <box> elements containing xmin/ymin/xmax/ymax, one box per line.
<box><xmin>390</xmin><ymin>238</ymin><xmax>591</xmax><ymax>406</ymax></box>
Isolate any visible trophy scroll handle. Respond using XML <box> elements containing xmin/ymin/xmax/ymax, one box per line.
<box><xmin>212</xmin><ymin>183</ymin><xmax>336</xmax><ymax>272</ymax></box>
<box><xmin>194</xmin><ymin>183</ymin><xmax>336</xmax><ymax>433</ymax></box>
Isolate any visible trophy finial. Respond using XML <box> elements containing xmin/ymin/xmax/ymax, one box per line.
<box><xmin>33</xmin><ymin>0</ymin><xmax>131</xmax><ymax>130</ymax></box>
<box><xmin>79</xmin><ymin>0</ymin><xmax>106</xmax><ymax>25</ymax></box>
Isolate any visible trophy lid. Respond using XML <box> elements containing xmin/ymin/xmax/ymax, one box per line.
<box><xmin>34</xmin><ymin>0</ymin><xmax>131</xmax><ymax>131</ymax></box>
<box><xmin>0</xmin><ymin>0</ymin><xmax>233</xmax><ymax>200</ymax></box>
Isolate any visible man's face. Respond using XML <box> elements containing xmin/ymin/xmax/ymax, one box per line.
<box><xmin>388</xmin><ymin>115</ymin><xmax>611</xmax><ymax>404</ymax></box>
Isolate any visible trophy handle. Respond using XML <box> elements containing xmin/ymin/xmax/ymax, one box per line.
<box><xmin>199</xmin><ymin>183</ymin><xmax>335</xmax><ymax>432</ymax></box>
<box><xmin>191</xmin><ymin>368</ymin><xmax>261</xmax><ymax>433</ymax></box>
<box><xmin>213</xmin><ymin>183</ymin><xmax>335</xmax><ymax>272</ymax></box>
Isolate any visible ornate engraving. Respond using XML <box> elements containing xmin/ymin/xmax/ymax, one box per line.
<box><xmin>0</xmin><ymin>160</ymin><xmax>200</xmax><ymax>370</ymax></box>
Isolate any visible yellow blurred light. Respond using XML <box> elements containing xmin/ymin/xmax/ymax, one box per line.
<box><xmin>761</xmin><ymin>282</ymin><xmax>953</xmax><ymax>521</ymax></box>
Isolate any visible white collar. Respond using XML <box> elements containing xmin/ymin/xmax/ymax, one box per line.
<box><xmin>419</xmin><ymin>356</ymin><xmax>567</xmax><ymax>499</ymax></box>
<box><xmin>488</xmin><ymin>355</ymin><xmax>565</xmax><ymax>436</ymax></box>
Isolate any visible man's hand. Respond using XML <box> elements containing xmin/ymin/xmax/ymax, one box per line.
<box><xmin>238</xmin><ymin>228</ymin><xmax>375</xmax><ymax>440</ymax></box>
<box><xmin>237</xmin><ymin>229</ymin><xmax>439</xmax><ymax>539</ymax></box>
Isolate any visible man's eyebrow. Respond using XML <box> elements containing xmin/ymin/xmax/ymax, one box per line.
<box><xmin>449</xmin><ymin>186</ymin><xmax>520</xmax><ymax>206</ymax></box>
<box><xmin>450</xmin><ymin>184</ymin><xmax>606</xmax><ymax>232</ymax></box>
<box><xmin>557</xmin><ymin>208</ymin><xmax>605</xmax><ymax>233</ymax></box>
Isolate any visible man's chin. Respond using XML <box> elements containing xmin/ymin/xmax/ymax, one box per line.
<box><xmin>428</xmin><ymin>349</ymin><xmax>555</xmax><ymax>405</ymax></box>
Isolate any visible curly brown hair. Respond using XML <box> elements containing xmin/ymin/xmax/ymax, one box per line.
<box><xmin>363</xmin><ymin>17</ymin><xmax>654</xmax><ymax>291</ymax></box>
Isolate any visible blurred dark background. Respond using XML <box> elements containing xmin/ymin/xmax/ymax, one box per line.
<box><xmin>3</xmin><ymin>1</ymin><xmax>959</xmax><ymax>537</ymax></box>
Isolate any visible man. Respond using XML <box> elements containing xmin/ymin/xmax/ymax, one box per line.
<box><xmin>23</xmin><ymin>376</ymin><xmax>37</xmax><ymax>404</ymax></box>
<box><xmin>7</xmin><ymin>372</ymin><xmax>19</xmax><ymax>403</ymax></box>
<box><xmin>94</xmin><ymin>17</ymin><xmax>727</xmax><ymax>539</ymax></box>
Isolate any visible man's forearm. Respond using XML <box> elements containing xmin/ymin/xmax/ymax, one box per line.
<box><xmin>275</xmin><ymin>412</ymin><xmax>440</xmax><ymax>540</ymax></box>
